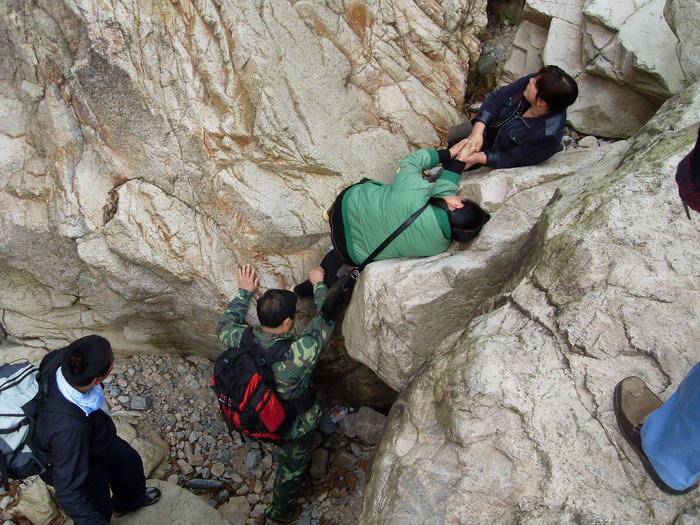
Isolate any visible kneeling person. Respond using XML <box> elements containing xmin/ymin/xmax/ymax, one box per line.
<box><xmin>35</xmin><ymin>335</ymin><xmax>160</xmax><ymax>525</ymax></box>
<box><xmin>449</xmin><ymin>65</ymin><xmax>579</xmax><ymax>170</ymax></box>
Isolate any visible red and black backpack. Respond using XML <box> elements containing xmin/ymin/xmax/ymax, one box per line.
<box><xmin>211</xmin><ymin>328</ymin><xmax>315</xmax><ymax>442</ymax></box>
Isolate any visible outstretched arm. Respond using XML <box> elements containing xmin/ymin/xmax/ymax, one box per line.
<box><xmin>217</xmin><ymin>264</ymin><xmax>258</xmax><ymax>348</ymax></box>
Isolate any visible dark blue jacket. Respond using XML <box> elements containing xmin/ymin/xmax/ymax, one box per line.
<box><xmin>474</xmin><ymin>74</ymin><xmax>567</xmax><ymax>169</ymax></box>
<box><xmin>35</xmin><ymin>349</ymin><xmax>115</xmax><ymax>525</ymax></box>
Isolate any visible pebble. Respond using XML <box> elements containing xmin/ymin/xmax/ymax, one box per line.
<box><xmin>185</xmin><ymin>479</ymin><xmax>223</xmax><ymax>490</ymax></box>
<box><xmin>578</xmin><ymin>135</ymin><xmax>600</xmax><ymax>148</ymax></box>
<box><xmin>331</xmin><ymin>450</ymin><xmax>357</xmax><ymax>472</ymax></box>
<box><xmin>245</xmin><ymin>450</ymin><xmax>262</xmax><ymax>470</ymax></box>
<box><xmin>210</xmin><ymin>462</ymin><xmax>226</xmax><ymax>477</ymax></box>
<box><xmin>130</xmin><ymin>395</ymin><xmax>150</xmax><ymax>411</ymax></box>
<box><xmin>262</xmin><ymin>454</ymin><xmax>273</xmax><ymax>469</ymax></box>
<box><xmin>177</xmin><ymin>459</ymin><xmax>194</xmax><ymax>475</ymax></box>
<box><xmin>310</xmin><ymin>449</ymin><xmax>329</xmax><ymax>479</ymax></box>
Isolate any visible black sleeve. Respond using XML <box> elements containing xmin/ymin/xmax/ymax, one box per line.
<box><xmin>436</xmin><ymin>149</ymin><xmax>451</xmax><ymax>165</ymax></box>
<box><xmin>438</xmin><ymin>148</ymin><xmax>466</xmax><ymax>174</ymax></box>
<box><xmin>475</xmin><ymin>75</ymin><xmax>532</xmax><ymax>127</ymax></box>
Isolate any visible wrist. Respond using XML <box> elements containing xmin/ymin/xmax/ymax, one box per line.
<box><xmin>437</xmin><ymin>149</ymin><xmax>452</xmax><ymax>164</ymax></box>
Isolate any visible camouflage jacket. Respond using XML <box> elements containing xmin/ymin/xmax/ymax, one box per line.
<box><xmin>217</xmin><ymin>283</ymin><xmax>335</xmax><ymax>440</ymax></box>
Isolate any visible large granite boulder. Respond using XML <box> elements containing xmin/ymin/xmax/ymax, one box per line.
<box><xmin>503</xmin><ymin>0</ymin><xmax>687</xmax><ymax>138</ymax></box>
<box><xmin>112</xmin><ymin>479</ymin><xmax>230</xmax><ymax>525</ymax></box>
<box><xmin>665</xmin><ymin>0</ymin><xmax>700</xmax><ymax>84</ymax></box>
<box><xmin>357</xmin><ymin>82</ymin><xmax>700</xmax><ymax>523</ymax></box>
<box><xmin>0</xmin><ymin>0</ymin><xmax>485</xmax><ymax>357</ymax></box>
<box><xmin>343</xmin><ymin>142</ymin><xmax>628</xmax><ymax>390</ymax></box>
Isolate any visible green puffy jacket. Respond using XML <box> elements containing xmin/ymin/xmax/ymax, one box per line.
<box><xmin>342</xmin><ymin>148</ymin><xmax>460</xmax><ymax>263</ymax></box>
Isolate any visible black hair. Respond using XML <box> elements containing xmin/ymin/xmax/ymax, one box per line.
<box><xmin>61</xmin><ymin>335</ymin><xmax>114</xmax><ymax>387</ymax></box>
<box><xmin>534</xmin><ymin>65</ymin><xmax>578</xmax><ymax>113</ymax></box>
<box><xmin>257</xmin><ymin>289</ymin><xmax>297</xmax><ymax>328</ymax></box>
<box><xmin>430</xmin><ymin>198</ymin><xmax>491</xmax><ymax>243</ymax></box>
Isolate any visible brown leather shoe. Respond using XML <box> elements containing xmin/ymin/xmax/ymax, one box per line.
<box><xmin>613</xmin><ymin>377</ymin><xmax>692</xmax><ymax>495</ymax></box>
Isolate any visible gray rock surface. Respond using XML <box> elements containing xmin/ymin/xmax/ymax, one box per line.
<box><xmin>338</xmin><ymin>407</ymin><xmax>387</xmax><ymax>446</ymax></box>
<box><xmin>217</xmin><ymin>496</ymin><xmax>250</xmax><ymax>525</ymax></box>
<box><xmin>665</xmin><ymin>0</ymin><xmax>700</xmax><ymax>84</ymax></box>
<box><xmin>344</xmin><ymin>143</ymin><xmax>628</xmax><ymax>390</ymax></box>
<box><xmin>112</xmin><ymin>479</ymin><xmax>229</xmax><ymax>525</ymax></box>
<box><xmin>357</xmin><ymin>82</ymin><xmax>700</xmax><ymax>524</ymax></box>
<box><xmin>502</xmin><ymin>0</ymin><xmax>687</xmax><ymax>138</ymax></box>
<box><xmin>8</xmin><ymin>480</ymin><xmax>57</xmax><ymax>525</ymax></box>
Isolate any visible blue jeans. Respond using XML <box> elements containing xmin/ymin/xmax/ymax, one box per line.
<box><xmin>642</xmin><ymin>362</ymin><xmax>700</xmax><ymax>491</ymax></box>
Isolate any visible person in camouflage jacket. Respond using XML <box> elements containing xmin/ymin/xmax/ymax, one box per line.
<box><xmin>217</xmin><ymin>263</ymin><xmax>335</xmax><ymax>523</ymax></box>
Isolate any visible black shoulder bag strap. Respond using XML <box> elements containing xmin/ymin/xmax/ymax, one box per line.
<box><xmin>357</xmin><ymin>201</ymin><xmax>431</xmax><ymax>271</ymax></box>
<box><xmin>320</xmin><ymin>201</ymin><xmax>432</xmax><ymax>320</ymax></box>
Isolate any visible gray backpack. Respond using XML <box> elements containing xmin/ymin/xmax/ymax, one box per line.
<box><xmin>0</xmin><ymin>356</ymin><xmax>83</xmax><ymax>491</ymax></box>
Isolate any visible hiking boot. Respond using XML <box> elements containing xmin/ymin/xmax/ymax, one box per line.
<box><xmin>265</xmin><ymin>504</ymin><xmax>302</xmax><ymax>523</ymax></box>
<box><xmin>613</xmin><ymin>377</ymin><xmax>692</xmax><ymax>495</ymax></box>
<box><xmin>113</xmin><ymin>486</ymin><xmax>161</xmax><ymax>517</ymax></box>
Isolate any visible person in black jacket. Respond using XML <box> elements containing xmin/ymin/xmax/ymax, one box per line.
<box><xmin>34</xmin><ymin>335</ymin><xmax>160</xmax><ymax>524</ymax></box>
<box><xmin>448</xmin><ymin>65</ymin><xmax>579</xmax><ymax>170</ymax></box>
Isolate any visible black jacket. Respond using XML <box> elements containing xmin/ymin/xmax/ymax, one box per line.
<box><xmin>474</xmin><ymin>74</ymin><xmax>567</xmax><ymax>169</ymax></box>
<box><xmin>34</xmin><ymin>349</ymin><xmax>116</xmax><ymax>525</ymax></box>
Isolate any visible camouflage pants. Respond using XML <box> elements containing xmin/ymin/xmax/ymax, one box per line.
<box><xmin>265</xmin><ymin>430</ymin><xmax>315</xmax><ymax>520</ymax></box>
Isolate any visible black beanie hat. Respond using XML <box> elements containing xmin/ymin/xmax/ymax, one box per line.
<box><xmin>431</xmin><ymin>198</ymin><xmax>491</xmax><ymax>242</ymax></box>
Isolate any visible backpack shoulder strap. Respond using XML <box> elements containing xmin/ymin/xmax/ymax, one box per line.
<box><xmin>232</xmin><ymin>328</ymin><xmax>292</xmax><ymax>367</ymax></box>
<box><xmin>260</xmin><ymin>337</ymin><xmax>294</xmax><ymax>366</ymax></box>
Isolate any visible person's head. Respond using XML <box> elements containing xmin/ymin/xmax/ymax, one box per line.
<box><xmin>257</xmin><ymin>289</ymin><xmax>297</xmax><ymax>332</ymax></box>
<box><xmin>61</xmin><ymin>335</ymin><xmax>114</xmax><ymax>388</ymax></box>
<box><xmin>432</xmin><ymin>198</ymin><xmax>491</xmax><ymax>242</ymax></box>
<box><xmin>524</xmin><ymin>65</ymin><xmax>578</xmax><ymax>114</ymax></box>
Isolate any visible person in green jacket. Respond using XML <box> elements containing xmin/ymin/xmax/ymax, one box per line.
<box><xmin>293</xmin><ymin>138</ymin><xmax>490</xmax><ymax>296</ymax></box>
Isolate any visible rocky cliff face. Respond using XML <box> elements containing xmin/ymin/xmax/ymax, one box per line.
<box><xmin>3</xmin><ymin>1</ymin><xmax>700</xmax><ymax>524</ymax></box>
<box><xmin>0</xmin><ymin>0</ymin><xmax>484</xmax><ymax>355</ymax></box>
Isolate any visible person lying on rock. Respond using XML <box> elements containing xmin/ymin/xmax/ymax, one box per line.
<box><xmin>447</xmin><ymin>64</ymin><xmax>579</xmax><ymax>171</ymax></box>
<box><xmin>292</xmin><ymin>138</ymin><xmax>491</xmax><ymax>297</ymax></box>
<box><xmin>217</xmin><ymin>263</ymin><xmax>335</xmax><ymax>523</ymax></box>
<box><xmin>35</xmin><ymin>335</ymin><xmax>161</xmax><ymax>525</ymax></box>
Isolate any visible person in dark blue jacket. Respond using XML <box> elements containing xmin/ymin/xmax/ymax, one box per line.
<box><xmin>35</xmin><ymin>335</ymin><xmax>160</xmax><ymax>524</ymax></box>
<box><xmin>448</xmin><ymin>65</ymin><xmax>578</xmax><ymax>170</ymax></box>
